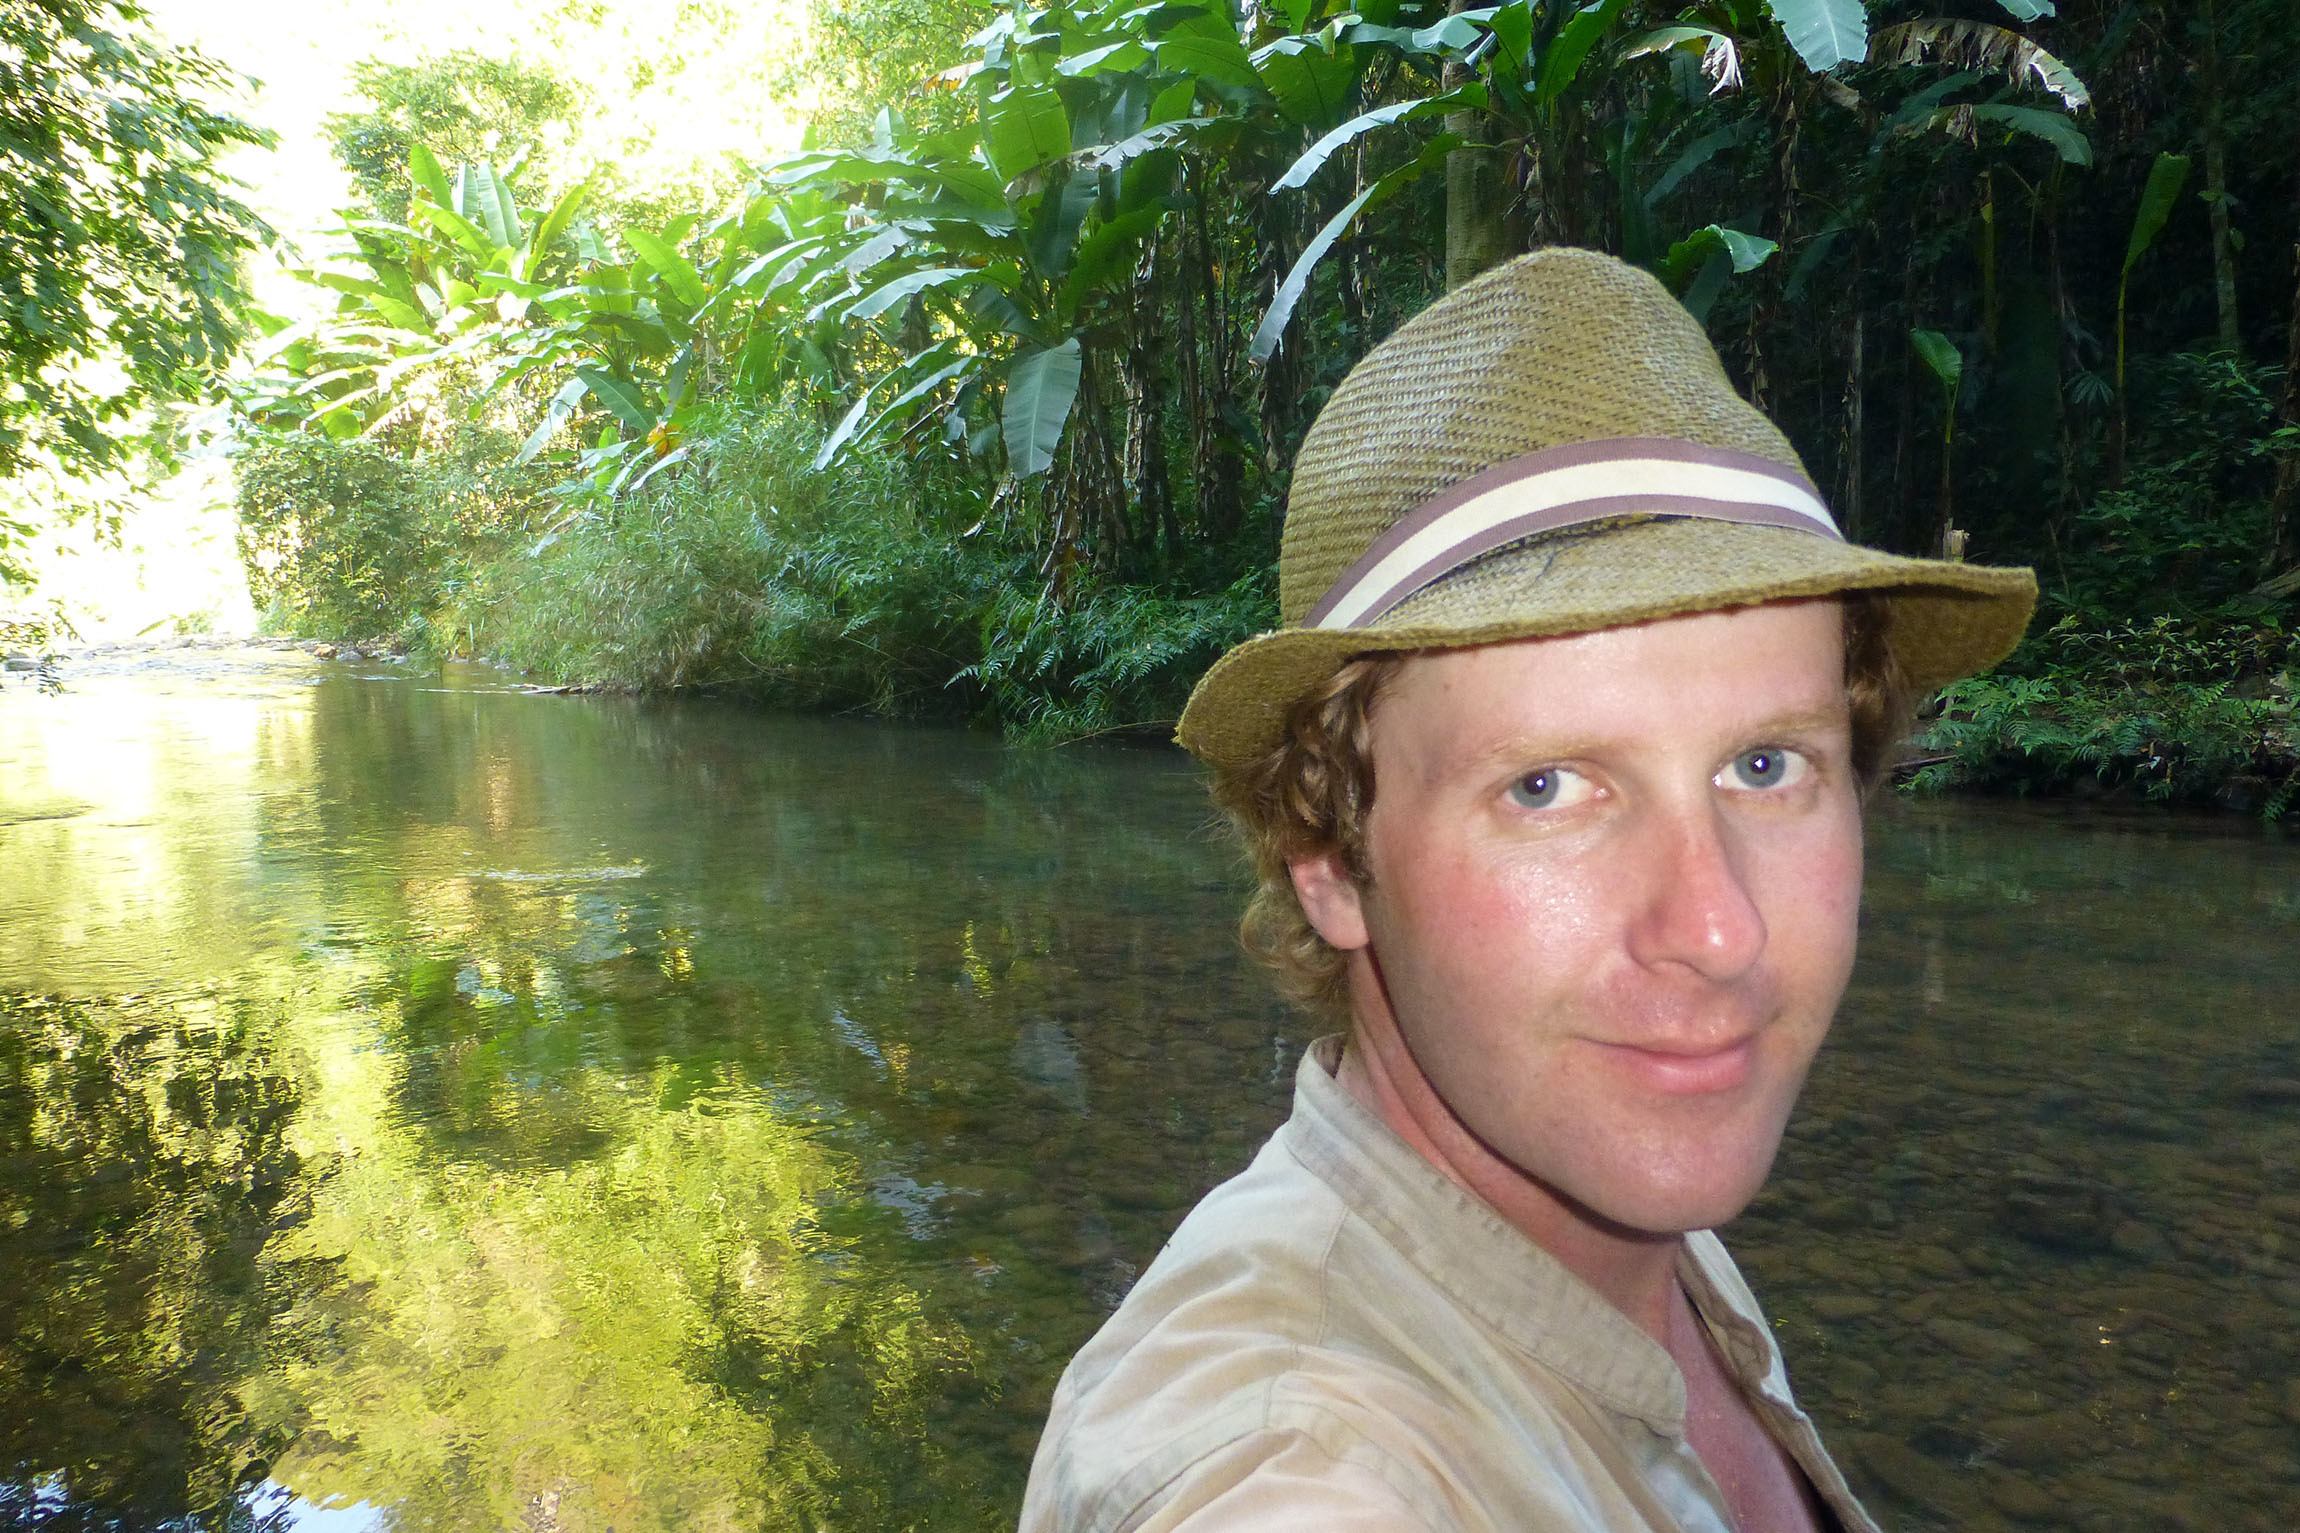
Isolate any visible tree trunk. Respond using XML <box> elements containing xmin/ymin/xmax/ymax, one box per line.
<box><xmin>1338</xmin><ymin>138</ymin><xmax>1368</xmax><ymax>347</ymax></box>
<box><xmin>1058</xmin><ymin>346</ymin><xmax>1127</xmax><ymax>575</ymax></box>
<box><xmin>2269</xmin><ymin>224</ymin><xmax>2300</xmax><ymax>574</ymax></box>
<box><xmin>2200</xmin><ymin>0</ymin><xmax>2242</xmax><ymax>353</ymax></box>
<box><xmin>1840</xmin><ymin>300</ymin><xmax>1865</xmax><ymax>543</ymax></box>
<box><xmin>1122</xmin><ymin>230</ymin><xmax>1175</xmax><ymax>563</ymax></box>
<box><xmin>1188</xmin><ymin>170</ymin><xmax>1240</xmax><ymax>546</ymax></box>
<box><xmin>1443</xmin><ymin>0</ymin><xmax>1511</xmax><ymax>288</ymax></box>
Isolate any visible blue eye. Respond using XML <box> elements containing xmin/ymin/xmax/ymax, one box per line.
<box><xmin>1511</xmin><ymin>770</ymin><xmax>1561</xmax><ymax>809</ymax></box>
<box><xmin>1506</xmin><ymin>766</ymin><xmax>1593</xmax><ymax>810</ymax></box>
<box><xmin>1726</xmin><ymin>749</ymin><xmax>1803</xmax><ymax>790</ymax></box>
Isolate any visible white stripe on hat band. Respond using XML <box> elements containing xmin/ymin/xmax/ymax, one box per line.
<box><xmin>1307</xmin><ymin>447</ymin><xmax>1841</xmax><ymax>632</ymax></box>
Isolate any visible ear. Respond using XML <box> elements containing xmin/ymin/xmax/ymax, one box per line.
<box><xmin>1288</xmin><ymin>849</ymin><xmax>1370</xmax><ymax>952</ymax></box>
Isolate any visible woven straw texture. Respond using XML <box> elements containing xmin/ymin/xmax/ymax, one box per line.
<box><xmin>1175</xmin><ymin>248</ymin><xmax>2037</xmax><ymax>770</ymax></box>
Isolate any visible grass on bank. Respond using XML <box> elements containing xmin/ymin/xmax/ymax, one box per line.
<box><xmin>247</xmin><ymin>407</ymin><xmax>1279</xmax><ymax>743</ymax></box>
<box><xmin>233</xmin><ymin>395</ymin><xmax>2293</xmax><ymax>815</ymax></box>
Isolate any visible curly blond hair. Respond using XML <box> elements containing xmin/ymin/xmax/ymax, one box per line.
<box><xmin>1207</xmin><ymin>594</ymin><xmax>1915</xmax><ymax>1016</ymax></box>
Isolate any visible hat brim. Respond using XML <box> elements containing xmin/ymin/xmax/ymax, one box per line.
<box><xmin>1174</xmin><ymin>519</ymin><xmax>2037</xmax><ymax>771</ymax></box>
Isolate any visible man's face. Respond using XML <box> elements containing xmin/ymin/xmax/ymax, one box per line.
<box><xmin>1294</xmin><ymin>598</ymin><xmax>1864</xmax><ymax>1238</ymax></box>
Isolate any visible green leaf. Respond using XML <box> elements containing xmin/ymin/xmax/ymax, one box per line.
<box><xmin>1146</xmin><ymin>77</ymin><xmax>1198</xmax><ymax>127</ymax></box>
<box><xmin>1254</xmin><ymin>36</ymin><xmax>1359</xmax><ymax>126</ymax></box>
<box><xmin>521</xmin><ymin>182</ymin><xmax>590</xmax><ymax>281</ymax></box>
<box><xmin>1765</xmin><ymin>0</ymin><xmax>1868</xmax><ymax>72</ymax></box>
<box><xmin>1274</xmin><ymin>88</ymin><xmax>1482</xmax><ymax>192</ymax></box>
<box><xmin>2122</xmin><ymin>152</ymin><xmax>2190</xmax><ymax>279</ymax></box>
<box><xmin>1056</xmin><ymin>39</ymin><xmax>1151</xmax><ymax>77</ymax></box>
<box><xmin>1060</xmin><ymin>207</ymin><xmax>1166</xmax><ymax>318</ymax></box>
<box><xmin>624</xmin><ymin>229</ymin><xmax>709</xmax><ymax>309</ymax></box>
<box><xmin>1620</xmin><ymin>26</ymin><xmax>1728</xmax><ymax>62</ymax></box>
<box><xmin>1644</xmin><ymin>124</ymin><xmax>1749</xmax><ymax>207</ymax></box>
<box><xmin>983</xmin><ymin>86</ymin><xmax>1073</xmax><ymax>183</ymax></box>
<box><xmin>1487</xmin><ymin>1</ymin><xmax>1534</xmax><ymax>73</ymax></box>
<box><xmin>1537</xmin><ymin>0</ymin><xmax>1628</xmax><ymax>104</ymax></box>
<box><xmin>408</xmin><ymin>144</ymin><xmax>452</xmax><ymax>210</ymax></box>
<box><xmin>412</xmin><ymin>201</ymin><xmax>498</xmax><ymax>263</ymax></box>
<box><xmin>814</xmin><ymin>378</ymin><xmax>890</xmax><ymax>470</ymax></box>
<box><xmin>1027</xmin><ymin>170</ymin><xmax>1099</xmax><ymax>279</ymax></box>
<box><xmin>479</xmin><ymin>164</ymin><xmax>524</xmax><ymax>248</ymax></box>
<box><xmin>1911</xmin><ymin>327</ymin><xmax>1964</xmax><ymax>390</ymax></box>
<box><xmin>516</xmin><ymin>376</ymin><xmax>590</xmax><ymax>466</ymax></box>
<box><xmin>847</xmin><ymin>265</ymin><xmax>980</xmax><ymax>323</ymax></box>
<box><xmin>1002</xmin><ymin>338</ymin><xmax>1083</xmax><ymax>478</ymax></box>
<box><xmin>1991</xmin><ymin>0</ymin><xmax>2053</xmax><ymax>19</ymax></box>
<box><xmin>1961</xmin><ymin>104</ymin><xmax>2091</xmax><ymax>166</ymax></box>
<box><xmin>1251</xmin><ymin>135</ymin><xmax>1458</xmax><ymax>364</ymax></box>
<box><xmin>1155</xmin><ymin>30</ymin><xmax>1259</xmax><ymax>90</ymax></box>
<box><xmin>576</xmin><ymin>367</ymin><xmax>655</xmax><ymax>434</ymax></box>
<box><xmin>1658</xmin><ymin>224</ymin><xmax>1778</xmax><ymax>290</ymax></box>
<box><xmin>1342</xmin><ymin>16</ymin><xmax>1485</xmax><ymax>55</ymax></box>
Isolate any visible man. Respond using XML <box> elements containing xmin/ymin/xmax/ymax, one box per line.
<box><xmin>1019</xmin><ymin>249</ymin><xmax>2034</xmax><ymax>1532</ymax></box>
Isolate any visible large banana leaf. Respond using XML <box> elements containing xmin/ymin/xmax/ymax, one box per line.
<box><xmin>846</xmin><ymin>266</ymin><xmax>982</xmax><ymax>324</ymax></box>
<box><xmin>457</xmin><ymin>163</ymin><xmax>524</xmax><ymax>249</ymax></box>
<box><xmin>575</xmin><ymin>368</ymin><xmax>655</xmax><ymax>434</ymax></box>
<box><xmin>521</xmin><ymin>183</ymin><xmax>590</xmax><ymax>282</ymax></box>
<box><xmin>1252</xmin><ymin>35</ymin><xmax>1358</xmax><ymax>126</ymax></box>
<box><xmin>1537</xmin><ymin>0</ymin><xmax>1629</xmax><ymax>104</ymax></box>
<box><xmin>1940</xmin><ymin>103</ymin><xmax>2092</xmax><ymax>166</ymax></box>
<box><xmin>1643</xmin><ymin>124</ymin><xmax>1752</xmax><ymax>208</ymax></box>
<box><xmin>1765</xmin><ymin>0</ymin><xmax>1867</xmax><ymax>72</ymax></box>
<box><xmin>1341</xmin><ymin>14</ymin><xmax>1485</xmax><ymax>55</ymax></box>
<box><xmin>1002</xmin><ymin>338</ymin><xmax>1083</xmax><ymax>479</ymax></box>
<box><xmin>412</xmin><ymin>202</ymin><xmax>503</xmax><ymax>266</ymax></box>
<box><xmin>2123</xmin><ymin>153</ymin><xmax>2191</xmax><ymax>280</ymax></box>
<box><xmin>623</xmin><ymin>229</ymin><xmax>709</xmax><ymax>310</ymax></box>
<box><xmin>516</xmin><ymin>377</ymin><xmax>591</xmax><ymax>466</ymax></box>
<box><xmin>1058</xmin><ymin>207</ymin><xmax>1167</xmax><ymax>319</ymax></box>
<box><xmin>1273</xmin><ymin>85</ymin><xmax>1485</xmax><ymax>193</ymax></box>
<box><xmin>1251</xmin><ymin>134</ymin><xmax>1459</xmax><ymax>364</ymax></box>
<box><xmin>983</xmin><ymin>86</ymin><xmax>1073</xmax><ymax>183</ymax></box>
<box><xmin>408</xmin><ymin>145</ymin><xmax>452</xmax><ymax>210</ymax></box>
<box><xmin>1154</xmin><ymin>30</ymin><xmax>1259</xmax><ymax>90</ymax></box>
<box><xmin>1910</xmin><ymin>328</ymin><xmax>1963</xmax><ymax>391</ymax></box>
<box><xmin>1659</xmin><ymin>224</ymin><xmax>1777</xmax><ymax>285</ymax></box>
<box><xmin>1868</xmin><ymin>22</ymin><xmax>2088</xmax><ymax>111</ymax></box>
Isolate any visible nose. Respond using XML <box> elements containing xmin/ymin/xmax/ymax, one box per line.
<box><xmin>1624</xmin><ymin>801</ymin><xmax>1768</xmax><ymax>981</ymax></box>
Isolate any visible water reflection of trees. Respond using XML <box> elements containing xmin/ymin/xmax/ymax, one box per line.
<box><xmin>0</xmin><ymin>991</ymin><xmax>326</xmax><ymax>1531</ymax></box>
<box><xmin>5</xmin><ymin>674</ymin><xmax>1301</xmax><ymax>1527</ymax></box>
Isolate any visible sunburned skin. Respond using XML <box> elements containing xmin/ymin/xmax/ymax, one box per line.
<box><xmin>1296</xmin><ymin>597</ymin><xmax>1862</xmax><ymax>1533</ymax></box>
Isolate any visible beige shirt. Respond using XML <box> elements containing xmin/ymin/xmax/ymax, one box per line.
<box><xmin>1020</xmin><ymin>1037</ymin><xmax>1877</xmax><ymax>1533</ymax></box>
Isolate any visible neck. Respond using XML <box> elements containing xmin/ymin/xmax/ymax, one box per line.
<box><xmin>1336</xmin><ymin>1016</ymin><xmax>1687</xmax><ymax>1343</ymax></box>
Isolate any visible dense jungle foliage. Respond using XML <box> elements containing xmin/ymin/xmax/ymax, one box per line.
<box><xmin>27</xmin><ymin>0</ymin><xmax>2297</xmax><ymax>808</ymax></box>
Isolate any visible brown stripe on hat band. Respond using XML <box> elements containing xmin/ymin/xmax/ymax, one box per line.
<box><xmin>1304</xmin><ymin>437</ymin><xmax>1841</xmax><ymax>631</ymax></box>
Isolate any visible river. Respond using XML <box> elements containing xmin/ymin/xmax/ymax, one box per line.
<box><xmin>2</xmin><ymin>643</ymin><xmax>2294</xmax><ymax>1531</ymax></box>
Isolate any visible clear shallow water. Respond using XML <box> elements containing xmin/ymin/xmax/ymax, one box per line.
<box><xmin>1</xmin><ymin>645</ymin><xmax>2294</xmax><ymax>1531</ymax></box>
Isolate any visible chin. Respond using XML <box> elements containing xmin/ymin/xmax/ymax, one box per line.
<box><xmin>1565</xmin><ymin>1150</ymin><xmax>1783</xmax><ymax>1238</ymax></box>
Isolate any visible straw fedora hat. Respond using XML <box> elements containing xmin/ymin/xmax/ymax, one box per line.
<box><xmin>1174</xmin><ymin>247</ymin><xmax>2037</xmax><ymax>770</ymax></box>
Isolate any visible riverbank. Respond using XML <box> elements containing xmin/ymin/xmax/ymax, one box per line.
<box><xmin>20</xmin><ymin>626</ymin><xmax>2295</xmax><ymax>823</ymax></box>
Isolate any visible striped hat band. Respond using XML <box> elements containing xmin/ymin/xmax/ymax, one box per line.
<box><xmin>1304</xmin><ymin>436</ymin><xmax>1841</xmax><ymax>631</ymax></box>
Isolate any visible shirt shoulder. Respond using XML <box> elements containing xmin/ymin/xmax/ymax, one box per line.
<box><xmin>1020</xmin><ymin>1133</ymin><xmax>1466</xmax><ymax>1532</ymax></box>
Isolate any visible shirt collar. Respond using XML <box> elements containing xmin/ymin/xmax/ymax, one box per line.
<box><xmin>1281</xmin><ymin>1034</ymin><xmax>1757</xmax><ymax>1436</ymax></box>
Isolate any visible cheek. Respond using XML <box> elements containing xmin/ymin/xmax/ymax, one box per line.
<box><xmin>1759</xmin><ymin>807</ymin><xmax>1865</xmax><ymax>972</ymax></box>
<box><xmin>1380</xmin><ymin>838</ymin><xmax>1611</xmax><ymax>980</ymax></box>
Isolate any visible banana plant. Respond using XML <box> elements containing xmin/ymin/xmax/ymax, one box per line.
<box><xmin>775</xmin><ymin>0</ymin><xmax>1272</xmax><ymax>489</ymax></box>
